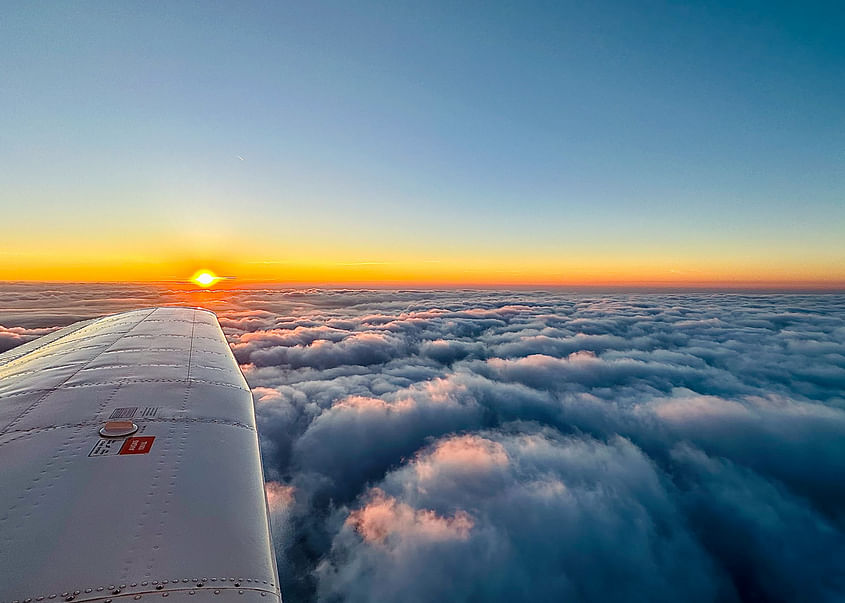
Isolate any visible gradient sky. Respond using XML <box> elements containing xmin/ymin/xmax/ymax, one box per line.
<box><xmin>1</xmin><ymin>1</ymin><xmax>843</xmax><ymax>285</ymax></box>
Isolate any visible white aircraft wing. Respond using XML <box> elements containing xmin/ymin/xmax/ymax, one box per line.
<box><xmin>0</xmin><ymin>307</ymin><xmax>281</xmax><ymax>603</ymax></box>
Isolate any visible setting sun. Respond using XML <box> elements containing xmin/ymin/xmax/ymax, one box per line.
<box><xmin>191</xmin><ymin>270</ymin><xmax>221</xmax><ymax>288</ymax></box>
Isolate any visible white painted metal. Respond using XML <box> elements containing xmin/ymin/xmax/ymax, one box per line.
<box><xmin>0</xmin><ymin>308</ymin><xmax>281</xmax><ymax>603</ymax></box>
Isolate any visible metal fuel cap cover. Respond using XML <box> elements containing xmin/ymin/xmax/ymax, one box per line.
<box><xmin>99</xmin><ymin>420</ymin><xmax>139</xmax><ymax>437</ymax></box>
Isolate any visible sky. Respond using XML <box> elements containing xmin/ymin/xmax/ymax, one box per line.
<box><xmin>2</xmin><ymin>285</ymin><xmax>844</xmax><ymax>601</ymax></box>
<box><xmin>1</xmin><ymin>1</ymin><xmax>844</xmax><ymax>286</ymax></box>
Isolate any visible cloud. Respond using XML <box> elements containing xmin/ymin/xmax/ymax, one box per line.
<box><xmin>317</xmin><ymin>429</ymin><xmax>725</xmax><ymax>603</ymax></box>
<box><xmin>2</xmin><ymin>285</ymin><xmax>845</xmax><ymax>601</ymax></box>
<box><xmin>345</xmin><ymin>488</ymin><xmax>474</xmax><ymax>545</ymax></box>
<box><xmin>236</xmin><ymin>331</ymin><xmax>407</xmax><ymax>370</ymax></box>
<box><xmin>413</xmin><ymin>433</ymin><xmax>509</xmax><ymax>482</ymax></box>
<box><xmin>670</xmin><ymin>445</ymin><xmax>845</xmax><ymax>601</ymax></box>
<box><xmin>0</xmin><ymin>324</ymin><xmax>57</xmax><ymax>352</ymax></box>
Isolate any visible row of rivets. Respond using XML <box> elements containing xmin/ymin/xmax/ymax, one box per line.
<box><xmin>18</xmin><ymin>589</ymin><xmax>270</xmax><ymax>603</ymax></box>
<box><xmin>7</xmin><ymin>576</ymin><xmax>275</xmax><ymax>603</ymax></box>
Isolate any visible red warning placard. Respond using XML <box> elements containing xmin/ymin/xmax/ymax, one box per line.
<box><xmin>119</xmin><ymin>436</ymin><xmax>156</xmax><ymax>455</ymax></box>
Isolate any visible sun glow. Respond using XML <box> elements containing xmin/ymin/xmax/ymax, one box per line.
<box><xmin>191</xmin><ymin>270</ymin><xmax>221</xmax><ymax>288</ymax></box>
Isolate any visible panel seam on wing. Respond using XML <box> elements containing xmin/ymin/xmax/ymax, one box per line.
<box><xmin>0</xmin><ymin>310</ymin><xmax>157</xmax><ymax>436</ymax></box>
<box><xmin>0</xmin><ymin>417</ymin><xmax>256</xmax><ymax>445</ymax></box>
<box><xmin>0</xmin><ymin>379</ymin><xmax>250</xmax><ymax>396</ymax></box>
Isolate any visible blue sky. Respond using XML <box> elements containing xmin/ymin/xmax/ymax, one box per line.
<box><xmin>1</xmin><ymin>1</ymin><xmax>843</xmax><ymax>283</ymax></box>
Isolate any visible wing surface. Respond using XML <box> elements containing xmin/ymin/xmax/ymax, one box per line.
<box><xmin>0</xmin><ymin>307</ymin><xmax>281</xmax><ymax>603</ymax></box>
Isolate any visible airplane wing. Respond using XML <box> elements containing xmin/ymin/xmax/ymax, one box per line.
<box><xmin>0</xmin><ymin>307</ymin><xmax>281</xmax><ymax>603</ymax></box>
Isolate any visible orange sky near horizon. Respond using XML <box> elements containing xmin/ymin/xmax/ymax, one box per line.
<box><xmin>2</xmin><ymin>248</ymin><xmax>843</xmax><ymax>289</ymax></box>
<box><xmin>3</xmin><ymin>199</ymin><xmax>843</xmax><ymax>289</ymax></box>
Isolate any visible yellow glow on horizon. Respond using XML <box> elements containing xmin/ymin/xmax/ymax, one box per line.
<box><xmin>1</xmin><ymin>250</ymin><xmax>843</xmax><ymax>289</ymax></box>
<box><xmin>1</xmin><ymin>203</ymin><xmax>843</xmax><ymax>291</ymax></box>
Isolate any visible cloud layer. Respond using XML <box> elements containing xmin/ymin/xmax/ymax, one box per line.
<box><xmin>2</xmin><ymin>286</ymin><xmax>845</xmax><ymax>602</ymax></box>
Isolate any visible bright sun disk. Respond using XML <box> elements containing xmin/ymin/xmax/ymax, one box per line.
<box><xmin>192</xmin><ymin>271</ymin><xmax>220</xmax><ymax>288</ymax></box>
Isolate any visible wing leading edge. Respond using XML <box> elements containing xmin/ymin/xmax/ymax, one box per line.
<box><xmin>0</xmin><ymin>307</ymin><xmax>281</xmax><ymax>603</ymax></box>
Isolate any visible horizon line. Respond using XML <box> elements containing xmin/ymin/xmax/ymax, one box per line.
<box><xmin>2</xmin><ymin>278</ymin><xmax>844</xmax><ymax>293</ymax></box>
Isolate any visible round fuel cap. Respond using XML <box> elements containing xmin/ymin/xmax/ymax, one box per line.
<box><xmin>99</xmin><ymin>420</ymin><xmax>139</xmax><ymax>437</ymax></box>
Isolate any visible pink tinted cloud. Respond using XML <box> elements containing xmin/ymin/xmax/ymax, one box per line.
<box><xmin>415</xmin><ymin>434</ymin><xmax>509</xmax><ymax>482</ymax></box>
<box><xmin>252</xmin><ymin>386</ymin><xmax>284</xmax><ymax>403</ymax></box>
<box><xmin>346</xmin><ymin>489</ymin><xmax>473</xmax><ymax>545</ymax></box>
<box><xmin>333</xmin><ymin>395</ymin><xmax>416</xmax><ymax>414</ymax></box>
<box><xmin>265</xmin><ymin>481</ymin><xmax>296</xmax><ymax>514</ymax></box>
